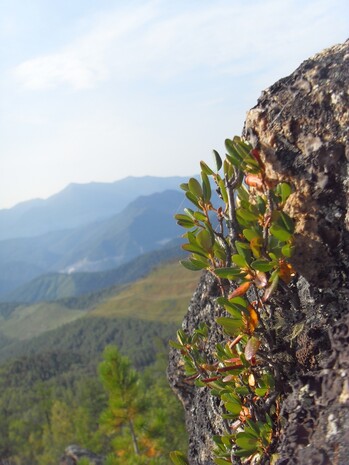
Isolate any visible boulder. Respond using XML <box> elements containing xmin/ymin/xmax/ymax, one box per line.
<box><xmin>168</xmin><ymin>40</ymin><xmax>349</xmax><ymax>465</ymax></box>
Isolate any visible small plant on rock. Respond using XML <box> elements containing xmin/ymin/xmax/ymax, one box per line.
<box><xmin>171</xmin><ymin>136</ymin><xmax>296</xmax><ymax>464</ymax></box>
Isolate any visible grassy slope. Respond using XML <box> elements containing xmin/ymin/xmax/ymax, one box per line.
<box><xmin>0</xmin><ymin>302</ymin><xmax>85</xmax><ymax>340</ymax></box>
<box><xmin>89</xmin><ymin>261</ymin><xmax>200</xmax><ymax>322</ymax></box>
<box><xmin>0</xmin><ymin>261</ymin><xmax>200</xmax><ymax>345</ymax></box>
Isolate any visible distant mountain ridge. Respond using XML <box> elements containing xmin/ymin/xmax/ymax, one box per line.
<box><xmin>0</xmin><ymin>176</ymin><xmax>188</xmax><ymax>241</ymax></box>
<box><xmin>0</xmin><ymin>186</ymin><xmax>191</xmax><ymax>297</ymax></box>
<box><xmin>3</xmin><ymin>241</ymin><xmax>185</xmax><ymax>303</ymax></box>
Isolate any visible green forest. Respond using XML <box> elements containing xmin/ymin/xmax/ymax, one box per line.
<box><xmin>0</xmin><ymin>261</ymin><xmax>199</xmax><ymax>465</ymax></box>
<box><xmin>0</xmin><ymin>333</ymin><xmax>187</xmax><ymax>465</ymax></box>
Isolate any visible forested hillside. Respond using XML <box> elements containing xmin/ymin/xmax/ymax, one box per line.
<box><xmin>0</xmin><ymin>260</ymin><xmax>199</xmax><ymax>465</ymax></box>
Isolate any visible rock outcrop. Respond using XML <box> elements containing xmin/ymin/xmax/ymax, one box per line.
<box><xmin>168</xmin><ymin>40</ymin><xmax>349</xmax><ymax>465</ymax></box>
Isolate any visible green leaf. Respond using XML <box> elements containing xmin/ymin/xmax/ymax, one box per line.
<box><xmin>229</xmin><ymin>296</ymin><xmax>248</xmax><ymax>307</ymax></box>
<box><xmin>201</xmin><ymin>171</ymin><xmax>212</xmax><ymax>202</ymax></box>
<box><xmin>276</xmin><ymin>182</ymin><xmax>292</xmax><ymax>204</ymax></box>
<box><xmin>235</xmin><ymin>241</ymin><xmax>252</xmax><ymax>264</ymax></box>
<box><xmin>255</xmin><ymin>388</ymin><xmax>268</xmax><ymax>397</ymax></box>
<box><xmin>281</xmin><ymin>243</ymin><xmax>295</xmax><ymax>258</ymax></box>
<box><xmin>232</xmin><ymin>254</ymin><xmax>247</xmax><ymax>267</ymax></box>
<box><xmin>180</xmin><ymin>259</ymin><xmax>205</xmax><ymax>271</ymax></box>
<box><xmin>237</xmin><ymin>186</ymin><xmax>249</xmax><ymax>203</ymax></box>
<box><xmin>188</xmin><ymin>178</ymin><xmax>203</xmax><ymax>198</ymax></box>
<box><xmin>200</xmin><ymin>160</ymin><xmax>214</xmax><ymax>175</ymax></box>
<box><xmin>236</xmin><ymin>208</ymin><xmax>259</xmax><ymax>223</ymax></box>
<box><xmin>225</xmin><ymin>139</ymin><xmax>243</xmax><ymax>168</ymax></box>
<box><xmin>235</xmin><ymin>433</ymin><xmax>258</xmax><ymax>452</ymax></box>
<box><xmin>176</xmin><ymin>219</ymin><xmax>196</xmax><ymax>229</ymax></box>
<box><xmin>196</xmin><ymin>229</ymin><xmax>214</xmax><ymax>252</ymax></box>
<box><xmin>193</xmin><ymin>211</ymin><xmax>208</xmax><ymax>222</ymax></box>
<box><xmin>185</xmin><ymin>191</ymin><xmax>200</xmax><ymax>208</ymax></box>
<box><xmin>243</xmin><ymin>229</ymin><xmax>261</xmax><ymax>241</ymax></box>
<box><xmin>233</xmin><ymin>449</ymin><xmax>256</xmax><ymax>458</ymax></box>
<box><xmin>169</xmin><ymin>451</ymin><xmax>189</xmax><ymax>465</ymax></box>
<box><xmin>175</xmin><ymin>213</ymin><xmax>196</xmax><ymax>229</ymax></box>
<box><xmin>213</xmin><ymin>149</ymin><xmax>222</xmax><ymax>171</ymax></box>
<box><xmin>218</xmin><ymin>179</ymin><xmax>228</xmax><ymax>203</ymax></box>
<box><xmin>235</xmin><ymin>386</ymin><xmax>250</xmax><ymax>396</ymax></box>
<box><xmin>176</xmin><ymin>329</ymin><xmax>187</xmax><ymax>345</ymax></box>
<box><xmin>182</xmin><ymin>243</ymin><xmax>207</xmax><ymax>257</ymax></box>
<box><xmin>183</xmin><ymin>208</ymin><xmax>196</xmax><ymax>220</ymax></box>
<box><xmin>270</xmin><ymin>224</ymin><xmax>292</xmax><ymax>241</ymax></box>
<box><xmin>214</xmin><ymin>267</ymin><xmax>244</xmax><ymax>279</ymax></box>
<box><xmin>250</xmin><ymin>259</ymin><xmax>275</xmax><ymax>272</ymax></box>
<box><xmin>279</xmin><ymin>211</ymin><xmax>295</xmax><ymax>234</ymax></box>
<box><xmin>216</xmin><ymin>317</ymin><xmax>243</xmax><ymax>336</ymax></box>
<box><xmin>169</xmin><ymin>340</ymin><xmax>184</xmax><ymax>349</ymax></box>
<box><xmin>179</xmin><ymin>183</ymin><xmax>189</xmax><ymax>191</ymax></box>
<box><xmin>214</xmin><ymin>458</ymin><xmax>231</xmax><ymax>465</ymax></box>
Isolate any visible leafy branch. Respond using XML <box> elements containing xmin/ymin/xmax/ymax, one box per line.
<box><xmin>171</xmin><ymin>136</ymin><xmax>296</xmax><ymax>464</ymax></box>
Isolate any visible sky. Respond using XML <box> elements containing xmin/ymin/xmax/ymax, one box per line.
<box><xmin>0</xmin><ymin>0</ymin><xmax>348</xmax><ymax>209</ymax></box>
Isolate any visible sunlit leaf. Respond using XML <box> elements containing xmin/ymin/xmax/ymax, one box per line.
<box><xmin>245</xmin><ymin>174</ymin><xmax>264</xmax><ymax>189</ymax></box>
<box><xmin>235</xmin><ymin>433</ymin><xmax>258</xmax><ymax>452</ymax></box>
<box><xmin>185</xmin><ymin>191</ymin><xmax>200</xmax><ymax>208</ymax></box>
<box><xmin>270</xmin><ymin>224</ymin><xmax>292</xmax><ymax>241</ymax></box>
<box><xmin>279</xmin><ymin>211</ymin><xmax>295</xmax><ymax>234</ymax></box>
<box><xmin>225</xmin><ymin>139</ymin><xmax>243</xmax><ymax>168</ymax></box>
<box><xmin>250</xmin><ymin>259</ymin><xmax>275</xmax><ymax>272</ymax></box>
<box><xmin>196</xmin><ymin>229</ymin><xmax>214</xmax><ymax>252</ymax></box>
<box><xmin>250</xmin><ymin>237</ymin><xmax>262</xmax><ymax>258</ymax></box>
<box><xmin>263</xmin><ymin>271</ymin><xmax>279</xmax><ymax>302</ymax></box>
<box><xmin>229</xmin><ymin>281</ymin><xmax>251</xmax><ymax>298</ymax></box>
<box><xmin>281</xmin><ymin>243</ymin><xmax>295</xmax><ymax>258</ymax></box>
<box><xmin>180</xmin><ymin>259</ymin><xmax>205</xmax><ymax>271</ymax></box>
<box><xmin>216</xmin><ymin>317</ymin><xmax>243</xmax><ymax>336</ymax></box>
<box><xmin>170</xmin><ymin>451</ymin><xmax>189</xmax><ymax>465</ymax></box>
<box><xmin>236</xmin><ymin>208</ymin><xmax>259</xmax><ymax>223</ymax></box>
<box><xmin>214</xmin><ymin>267</ymin><xmax>244</xmax><ymax>279</ymax></box>
<box><xmin>188</xmin><ymin>177</ymin><xmax>203</xmax><ymax>198</ymax></box>
<box><xmin>218</xmin><ymin>179</ymin><xmax>228</xmax><ymax>203</ymax></box>
<box><xmin>243</xmin><ymin>228</ymin><xmax>261</xmax><ymax>241</ymax></box>
<box><xmin>235</xmin><ymin>241</ymin><xmax>252</xmax><ymax>264</ymax></box>
<box><xmin>254</xmin><ymin>271</ymin><xmax>267</xmax><ymax>288</ymax></box>
<box><xmin>244</xmin><ymin>305</ymin><xmax>259</xmax><ymax>334</ymax></box>
<box><xmin>200</xmin><ymin>160</ymin><xmax>214</xmax><ymax>175</ymax></box>
<box><xmin>232</xmin><ymin>253</ymin><xmax>247</xmax><ymax>267</ymax></box>
<box><xmin>245</xmin><ymin>337</ymin><xmax>261</xmax><ymax>361</ymax></box>
<box><xmin>276</xmin><ymin>182</ymin><xmax>292</xmax><ymax>204</ymax></box>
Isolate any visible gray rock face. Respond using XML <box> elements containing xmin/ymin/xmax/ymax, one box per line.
<box><xmin>168</xmin><ymin>40</ymin><xmax>349</xmax><ymax>465</ymax></box>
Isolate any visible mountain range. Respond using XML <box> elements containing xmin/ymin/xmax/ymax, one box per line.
<box><xmin>0</xmin><ymin>176</ymin><xmax>192</xmax><ymax>297</ymax></box>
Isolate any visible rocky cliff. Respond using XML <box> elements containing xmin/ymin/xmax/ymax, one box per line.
<box><xmin>168</xmin><ymin>40</ymin><xmax>349</xmax><ymax>465</ymax></box>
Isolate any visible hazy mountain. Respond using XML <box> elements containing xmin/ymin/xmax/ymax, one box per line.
<box><xmin>0</xmin><ymin>261</ymin><xmax>199</xmax><ymax>362</ymax></box>
<box><xmin>0</xmin><ymin>190</ymin><xmax>188</xmax><ymax>296</ymax></box>
<box><xmin>3</xmin><ymin>241</ymin><xmax>185</xmax><ymax>303</ymax></box>
<box><xmin>0</xmin><ymin>176</ymin><xmax>188</xmax><ymax>240</ymax></box>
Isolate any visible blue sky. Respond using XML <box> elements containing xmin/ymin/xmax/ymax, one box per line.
<box><xmin>1</xmin><ymin>0</ymin><xmax>348</xmax><ymax>209</ymax></box>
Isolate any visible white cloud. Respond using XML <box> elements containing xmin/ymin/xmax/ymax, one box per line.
<box><xmin>13</xmin><ymin>0</ymin><xmax>348</xmax><ymax>91</ymax></box>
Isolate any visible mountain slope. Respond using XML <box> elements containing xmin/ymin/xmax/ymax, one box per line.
<box><xmin>4</xmin><ymin>241</ymin><xmax>185</xmax><ymax>303</ymax></box>
<box><xmin>0</xmin><ymin>189</ymin><xmax>187</xmax><ymax>295</ymax></box>
<box><xmin>0</xmin><ymin>176</ymin><xmax>188</xmax><ymax>240</ymax></box>
<box><xmin>0</xmin><ymin>261</ymin><xmax>200</xmax><ymax>358</ymax></box>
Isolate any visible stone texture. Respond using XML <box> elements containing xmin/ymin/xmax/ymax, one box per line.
<box><xmin>168</xmin><ymin>40</ymin><xmax>349</xmax><ymax>465</ymax></box>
